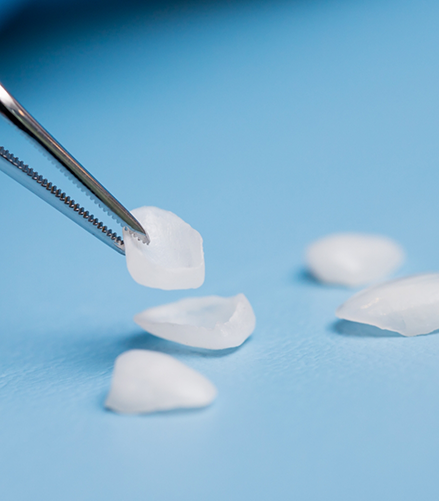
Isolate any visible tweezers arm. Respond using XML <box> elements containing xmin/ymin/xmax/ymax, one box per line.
<box><xmin>0</xmin><ymin>147</ymin><xmax>126</xmax><ymax>254</ymax></box>
<box><xmin>0</xmin><ymin>83</ymin><xmax>149</xmax><ymax>244</ymax></box>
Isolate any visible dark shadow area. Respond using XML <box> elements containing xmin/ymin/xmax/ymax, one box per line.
<box><xmin>0</xmin><ymin>0</ymin><xmax>264</xmax><ymax>48</ymax></box>
<box><xmin>0</xmin><ymin>0</ymin><xmax>249</xmax><ymax>75</ymax></box>
<box><xmin>331</xmin><ymin>319</ymin><xmax>401</xmax><ymax>338</ymax></box>
<box><xmin>0</xmin><ymin>0</ymin><xmax>321</xmax><ymax>66</ymax></box>
<box><xmin>294</xmin><ymin>268</ymin><xmax>321</xmax><ymax>286</ymax></box>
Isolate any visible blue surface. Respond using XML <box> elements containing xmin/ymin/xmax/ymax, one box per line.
<box><xmin>2</xmin><ymin>0</ymin><xmax>439</xmax><ymax>499</ymax></box>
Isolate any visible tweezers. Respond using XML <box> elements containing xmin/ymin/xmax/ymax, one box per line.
<box><xmin>0</xmin><ymin>83</ymin><xmax>149</xmax><ymax>254</ymax></box>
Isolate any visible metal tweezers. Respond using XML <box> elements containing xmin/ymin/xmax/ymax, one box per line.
<box><xmin>0</xmin><ymin>83</ymin><xmax>149</xmax><ymax>254</ymax></box>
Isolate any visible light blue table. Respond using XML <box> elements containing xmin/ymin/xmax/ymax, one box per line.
<box><xmin>1</xmin><ymin>0</ymin><xmax>439</xmax><ymax>499</ymax></box>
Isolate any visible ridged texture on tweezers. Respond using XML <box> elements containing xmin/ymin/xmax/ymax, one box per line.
<box><xmin>0</xmin><ymin>146</ymin><xmax>125</xmax><ymax>250</ymax></box>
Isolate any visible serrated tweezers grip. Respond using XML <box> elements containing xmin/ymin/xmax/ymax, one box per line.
<box><xmin>0</xmin><ymin>83</ymin><xmax>150</xmax><ymax>247</ymax></box>
<box><xmin>0</xmin><ymin>147</ymin><xmax>126</xmax><ymax>254</ymax></box>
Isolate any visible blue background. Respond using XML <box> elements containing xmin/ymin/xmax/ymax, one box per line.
<box><xmin>1</xmin><ymin>0</ymin><xmax>439</xmax><ymax>499</ymax></box>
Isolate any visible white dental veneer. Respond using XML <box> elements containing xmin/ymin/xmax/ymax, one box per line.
<box><xmin>123</xmin><ymin>206</ymin><xmax>205</xmax><ymax>290</ymax></box>
<box><xmin>306</xmin><ymin>233</ymin><xmax>404</xmax><ymax>287</ymax></box>
<box><xmin>336</xmin><ymin>273</ymin><xmax>439</xmax><ymax>336</ymax></box>
<box><xmin>105</xmin><ymin>350</ymin><xmax>217</xmax><ymax>414</ymax></box>
<box><xmin>134</xmin><ymin>294</ymin><xmax>256</xmax><ymax>350</ymax></box>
